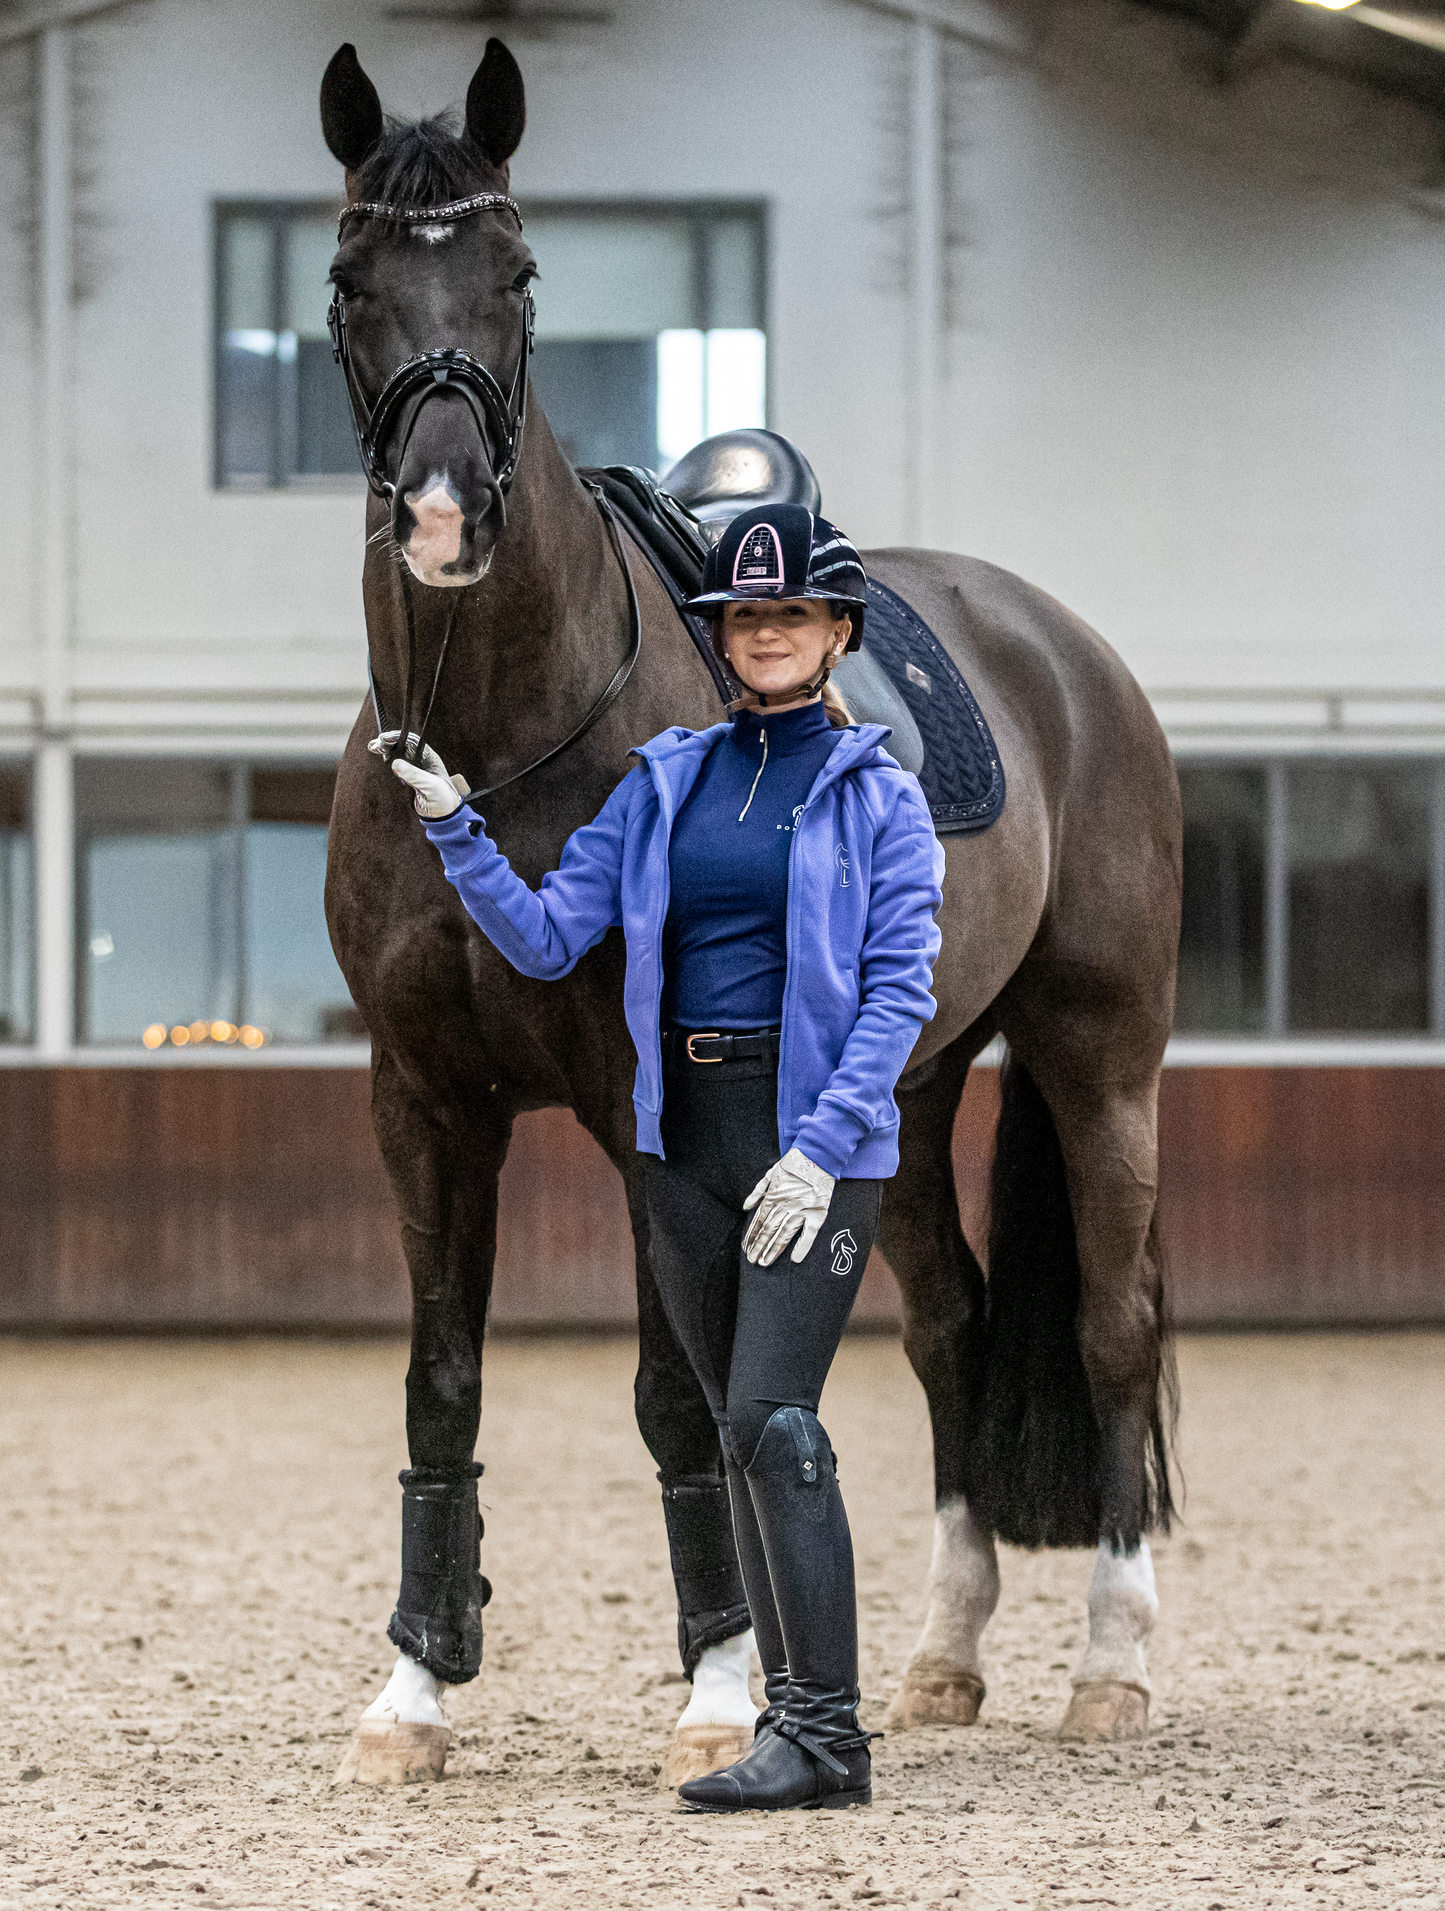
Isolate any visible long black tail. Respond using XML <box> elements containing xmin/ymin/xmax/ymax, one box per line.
<box><xmin>968</xmin><ymin>1054</ymin><xmax>1176</xmax><ymax>1549</ymax></box>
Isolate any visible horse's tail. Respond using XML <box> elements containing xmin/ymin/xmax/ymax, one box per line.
<box><xmin>968</xmin><ymin>1052</ymin><xmax>1176</xmax><ymax>1549</ymax></box>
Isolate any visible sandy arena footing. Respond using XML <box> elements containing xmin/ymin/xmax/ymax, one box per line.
<box><xmin>1</xmin><ymin>1331</ymin><xmax>1442</xmax><ymax>1908</ymax></box>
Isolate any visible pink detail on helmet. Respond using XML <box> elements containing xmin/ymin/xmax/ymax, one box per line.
<box><xmin>732</xmin><ymin>522</ymin><xmax>785</xmax><ymax>593</ymax></box>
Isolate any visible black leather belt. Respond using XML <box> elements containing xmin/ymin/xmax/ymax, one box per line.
<box><xmin>664</xmin><ymin>1026</ymin><xmax>781</xmax><ymax>1066</ymax></box>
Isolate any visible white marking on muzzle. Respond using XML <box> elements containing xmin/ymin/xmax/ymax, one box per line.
<box><xmin>403</xmin><ymin>477</ymin><xmax>467</xmax><ymax>585</ymax></box>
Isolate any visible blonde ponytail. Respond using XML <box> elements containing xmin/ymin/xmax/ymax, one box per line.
<box><xmin>821</xmin><ymin>679</ymin><xmax>854</xmax><ymax>728</ymax></box>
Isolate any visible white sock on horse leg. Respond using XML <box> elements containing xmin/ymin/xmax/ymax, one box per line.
<box><xmin>1072</xmin><ymin>1540</ymin><xmax>1158</xmax><ymax>1692</ymax></box>
<box><xmin>675</xmin><ymin>1628</ymin><xmax>758</xmax><ymax>1731</ymax></box>
<box><xmin>911</xmin><ymin>1497</ymin><xmax>1000</xmax><ymax>1675</ymax></box>
<box><xmin>362</xmin><ymin>1652</ymin><xmax>449</xmax><ymax>1727</ymax></box>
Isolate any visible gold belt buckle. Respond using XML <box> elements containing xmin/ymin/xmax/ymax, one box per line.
<box><xmin>685</xmin><ymin>1031</ymin><xmax>723</xmax><ymax>1064</ymax></box>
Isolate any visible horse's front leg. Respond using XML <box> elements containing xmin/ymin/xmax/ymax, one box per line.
<box><xmin>335</xmin><ymin>1061</ymin><xmax>505</xmax><ymax>1786</ymax></box>
<box><xmin>608</xmin><ymin>1146</ymin><xmax>758</xmax><ymax>1787</ymax></box>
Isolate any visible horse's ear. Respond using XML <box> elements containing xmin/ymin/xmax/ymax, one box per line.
<box><xmin>465</xmin><ymin>38</ymin><xmax>525</xmax><ymax>169</ymax></box>
<box><xmin>321</xmin><ymin>44</ymin><xmax>384</xmax><ymax>170</ymax></box>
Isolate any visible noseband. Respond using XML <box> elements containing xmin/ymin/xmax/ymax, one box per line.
<box><xmin>327</xmin><ymin>192</ymin><xmax>535</xmax><ymax>502</ymax></box>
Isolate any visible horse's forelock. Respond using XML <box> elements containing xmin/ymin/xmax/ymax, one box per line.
<box><xmin>352</xmin><ymin>112</ymin><xmax>494</xmax><ymax>209</ymax></box>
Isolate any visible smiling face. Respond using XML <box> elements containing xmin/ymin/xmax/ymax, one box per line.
<box><xmin>720</xmin><ymin>598</ymin><xmax>853</xmax><ymax>709</ymax></box>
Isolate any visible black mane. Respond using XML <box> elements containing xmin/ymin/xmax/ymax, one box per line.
<box><xmin>352</xmin><ymin>113</ymin><xmax>492</xmax><ymax>207</ymax></box>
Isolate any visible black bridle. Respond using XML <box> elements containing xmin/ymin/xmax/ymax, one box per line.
<box><xmin>330</xmin><ymin>189</ymin><xmax>641</xmax><ymax>793</ymax></box>
<box><xmin>328</xmin><ymin>192</ymin><xmax>535</xmax><ymax>502</ymax></box>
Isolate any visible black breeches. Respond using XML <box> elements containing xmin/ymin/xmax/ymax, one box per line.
<box><xmin>643</xmin><ymin>1050</ymin><xmax>882</xmax><ymax>1473</ymax></box>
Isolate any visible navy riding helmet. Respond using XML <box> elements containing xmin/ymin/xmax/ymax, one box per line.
<box><xmin>683</xmin><ymin>503</ymin><xmax>868</xmax><ymax>651</ymax></box>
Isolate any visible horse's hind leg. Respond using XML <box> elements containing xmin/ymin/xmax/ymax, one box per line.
<box><xmin>1007</xmin><ymin>1037</ymin><xmax>1172</xmax><ymax>1744</ymax></box>
<box><xmin>878</xmin><ymin>1036</ymin><xmax>1002</xmax><ymax>1731</ymax></box>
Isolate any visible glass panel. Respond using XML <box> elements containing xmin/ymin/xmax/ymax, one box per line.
<box><xmin>218</xmin><ymin>216</ymin><xmax>276</xmax><ymax>485</ymax></box>
<box><xmin>78</xmin><ymin>762</ymin><xmax>239</xmax><ymax>1047</ymax></box>
<box><xmin>531</xmin><ymin>338</ymin><xmax>657</xmax><ymax>468</ymax></box>
<box><xmin>527</xmin><ymin>214</ymin><xmax>696</xmax><ymax>340</ymax></box>
<box><xmin>220</xmin><ymin>217</ymin><xmax>272</xmax><ymax>331</ymax></box>
<box><xmin>706</xmin><ymin>216</ymin><xmax>762</xmax><ymax>329</ymax></box>
<box><xmin>86</xmin><ymin>835</ymin><xmax>238</xmax><ymax>1044</ymax></box>
<box><xmin>1287</xmin><ymin>762</ymin><xmax>1430</xmax><ymax>1032</ymax></box>
<box><xmin>246</xmin><ymin>824</ymin><xmax>359</xmax><ymax>1042</ymax></box>
<box><xmin>656</xmin><ymin>329</ymin><xmax>704</xmax><ymax>466</ymax></box>
<box><xmin>1175</xmin><ymin>765</ymin><xmax>1267</xmax><ymax>1033</ymax></box>
<box><xmin>704</xmin><ymin>329</ymin><xmax>766</xmax><ymax>439</ymax></box>
<box><xmin>283</xmin><ymin>216</ymin><xmax>338</xmax><ymax>340</ymax></box>
<box><xmin>283</xmin><ymin>214</ymin><xmax>356</xmax><ymax>478</ymax></box>
<box><xmin>0</xmin><ymin>765</ymin><xmax>33</xmax><ymax>1044</ymax></box>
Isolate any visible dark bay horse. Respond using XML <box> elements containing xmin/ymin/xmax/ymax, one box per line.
<box><xmin>319</xmin><ymin>39</ymin><xmax>1179</xmax><ymax>1786</ymax></box>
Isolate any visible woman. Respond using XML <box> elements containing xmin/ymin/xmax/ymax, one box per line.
<box><xmin>384</xmin><ymin>503</ymin><xmax>945</xmax><ymax>1812</ymax></box>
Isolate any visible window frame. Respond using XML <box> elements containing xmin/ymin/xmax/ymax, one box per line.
<box><xmin>211</xmin><ymin>198</ymin><xmax>363</xmax><ymax>494</ymax></box>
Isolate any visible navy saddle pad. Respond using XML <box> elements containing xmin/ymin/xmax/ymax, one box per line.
<box><xmin>839</xmin><ymin>580</ymin><xmax>1005</xmax><ymax>835</ymax></box>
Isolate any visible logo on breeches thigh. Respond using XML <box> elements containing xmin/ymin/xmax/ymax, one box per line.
<box><xmin>829</xmin><ymin>1228</ymin><xmax>857</xmax><ymax>1277</ymax></box>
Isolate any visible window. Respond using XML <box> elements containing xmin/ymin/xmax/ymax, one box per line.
<box><xmin>526</xmin><ymin>203</ymin><xmax>766</xmax><ymax>473</ymax></box>
<box><xmin>76</xmin><ymin>761</ymin><xmax>362</xmax><ymax>1048</ymax></box>
<box><xmin>214</xmin><ymin>204</ymin><xmax>356</xmax><ymax>487</ymax></box>
<box><xmin>0</xmin><ymin>763</ymin><xmax>33</xmax><ymax>1044</ymax></box>
<box><xmin>1176</xmin><ymin>757</ymin><xmax>1444</xmax><ymax>1037</ymax></box>
<box><xmin>1176</xmin><ymin>766</ymin><xmax>1267</xmax><ymax>1033</ymax></box>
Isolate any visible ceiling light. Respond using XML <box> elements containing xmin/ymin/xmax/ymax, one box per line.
<box><xmin>1293</xmin><ymin>1</ymin><xmax>1359</xmax><ymax>10</ymax></box>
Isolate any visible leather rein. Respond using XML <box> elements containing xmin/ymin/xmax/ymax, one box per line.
<box><xmin>330</xmin><ymin>190</ymin><xmax>642</xmax><ymax>801</ymax></box>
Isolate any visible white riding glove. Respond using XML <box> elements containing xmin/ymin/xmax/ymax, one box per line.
<box><xmin>368</xmin><ymin>731</ymin><xmax>471</xmax><ymax>820</ymax></box>
<box><xmin>741</xmin><ymin>1147</ymin><xmax>837</xmax><ymax>1267</ymax></box>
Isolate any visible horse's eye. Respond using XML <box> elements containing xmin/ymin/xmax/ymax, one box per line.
<box><xmin>512</xmin><ymin>267</ymin><xmax>537</xmax><ymax>293</ymax></box>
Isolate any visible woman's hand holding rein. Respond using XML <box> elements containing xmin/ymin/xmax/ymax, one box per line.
<box><xmin>370</xmin><ymin>732</ymin><xmax>472</xmax><ymax>820</ymax></box>
<box><xmin>741</xmin><ymin>1147</ymin><xmax>837</xmax><ymax>1266</ymax></box>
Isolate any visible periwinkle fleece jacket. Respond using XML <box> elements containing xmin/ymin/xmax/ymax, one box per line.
<box><xmin>423</xmin><ymin>720</ymin><xmax>946</xmax><ymax>1179</ymax></box>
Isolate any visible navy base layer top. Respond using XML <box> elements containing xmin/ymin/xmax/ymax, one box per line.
<box><xmin>662</xmin><ymin>700</ymin><xmax>843</xmax><ymax>1030</ymax></box>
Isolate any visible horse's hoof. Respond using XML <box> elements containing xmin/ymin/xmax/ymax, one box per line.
<box><xmin>332</xmin><ymin>1720</ymin><xmax>451</xmax><ymax>1786</ymax></box>
<box><xmin>1057</xmin><ymin>1680</ymin><xmax>1149</xmax><ymax>1743</ymax></box>
<box><xmin>884</xmin><ymin>1655</ymin><xmax>985</xmax><ymax>1729</ymax></box>
<box><xmin>660</xmin><ymin>1723</ymin><xmax>754</xmax><ymax>1791</ymax></box>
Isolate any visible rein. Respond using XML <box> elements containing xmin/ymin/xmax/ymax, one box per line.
<box><xmin>372</xmin><ymin>481</ymin><xmax>643</xmax><ymax>804</ymax></box>
<box><xmin>328</xmin><ymin>192</ymin><xmax>534</xmax><ymax>502</ymax></box>
<box><xmin>338</xmin><ymin>190</ymin><xmax>642</xmax><ymax>802</ymax></box>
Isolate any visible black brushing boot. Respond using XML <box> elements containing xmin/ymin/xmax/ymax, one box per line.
<box><xmin>387</xmin><ymin>1463</ymin><xmax>492</xmax><ymax>1684</ymax></box>
<box><xmin>680</xmin><ymin>1409</ymin><xmax>875</xmax><ymax>1811</ymax></box>
<box><xmin>723</xmin><ymin>1455</ymin><xmax>789</xmax><ymax>1743</ymax></box>
<box><xmin>659</xmin><ymin>1471</ymin><xmax>752</xmax><ymax>1676</ymax></box>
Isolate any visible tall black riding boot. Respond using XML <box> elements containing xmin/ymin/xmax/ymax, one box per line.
<box><xmin>387</xmin><ymin>1463</ymin><xmax>492</xmax><ymax>1684</ymax></box>
<box><xmin>679</xmin><ymin>1409</ymin><xmax>873</xmax><ymax>1812</ymax></box>
<box><xmin>723</xmin><ymin>1455</ymin><xmax>789</xmax><ymax>1739</ymax></box>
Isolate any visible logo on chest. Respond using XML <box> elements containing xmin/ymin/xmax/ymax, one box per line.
<box><xmin>775</xmin><ymin>804</ymin><xmax>806</xmax><ymax>835</ymax></box>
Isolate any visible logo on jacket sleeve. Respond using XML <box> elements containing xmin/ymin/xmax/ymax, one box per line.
<box><xmin>829</xmin><ymin>1228</ymin><xmax>858</xmax><ymax>1277</ymax></box>
<box><xmin>732</xmin><ymin>523</ymin><xmax>784</xmax><ymax>590</ymax></box>
<box><xmin>835</xmin><ymin>844</ymin><xmax>850</xmax><ymax>887</ymax></box>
